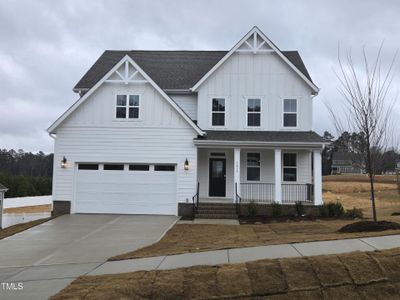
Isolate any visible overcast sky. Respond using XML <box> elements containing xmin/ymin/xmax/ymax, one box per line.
<box><xmin>1</xmin><ymin>0</ymin><xmax>399</xmax><ymax>153</ymax></box>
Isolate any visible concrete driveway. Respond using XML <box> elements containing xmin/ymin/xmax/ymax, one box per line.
<box><xmin>0</xmin><ymin>214</ymin><xmax>178</xmax><ymax>300</ymax></box>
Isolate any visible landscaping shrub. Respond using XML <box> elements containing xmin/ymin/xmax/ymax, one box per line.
<box><xmin>318</xmin><ymin>204</ymin><xmax>329</xmax><ymax>217</ymax></box>
<box><xmin>271</xmin><ymin>202</ymin><xmax>282</xmax><ymax>217</ymax></box>
<box><xmin>345</xmin><ymin>207</ymin><xmax>363</xmax><ymax>219</ymax></box>
<box><xmin>294</xmin><ymin>201</ymin><xmax>305</xmax><ymax>216</ymax></box>
<box><xmin>247</xmin><ymin>200</ymin><xmax>258</xmax><ymax>217</ymax></box>
<box><xmin>326</xmin><ymin>201</ymin><xmax>345</xmax><ymax>217</ymax></box>
<box><xmin>318</xmin><ymin>202</ymin><xmax>345</xmax><ymax>218</ymax></box>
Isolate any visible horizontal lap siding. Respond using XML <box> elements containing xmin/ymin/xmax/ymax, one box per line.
<box><xmin>170</xmin><ymin>94</ymin><xmax>198</xmax><ymax>121</ymax></box>
<box><xmin>53</xmin><ymin>127</ymin><xmax>197</xmax><ymax>205</ymax></box>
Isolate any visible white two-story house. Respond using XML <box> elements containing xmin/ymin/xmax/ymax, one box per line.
<box><xmin>48</xmin><ymin>26</ymin><xmax>326</xmax><ymax>216</ymax></box>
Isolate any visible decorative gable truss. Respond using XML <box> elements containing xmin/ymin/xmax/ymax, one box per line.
<box><xmin>105</xmin><ymin>60</ymin><xmax>148</xmax><ymax>84</ymax></box>
<box><xmin>236</xmin><ymin>31</ymin><xmax>274</xmax><ymax>54</ymax></box>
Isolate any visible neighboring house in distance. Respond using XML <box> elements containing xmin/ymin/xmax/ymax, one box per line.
<box><xmin>48</xmin><ymin>26</ymin><xmax>327</xmax><ymax>216</ymax></box>
<box><xmin>331</xmin><ymin>152</ymin><xmax>365</xmax><ymax>175</ymax></box>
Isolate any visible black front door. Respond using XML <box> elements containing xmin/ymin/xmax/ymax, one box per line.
<box><xmin>209</xmin><ymin>158</ymin><xmax>226</xmax><ymax>197</ymax></box>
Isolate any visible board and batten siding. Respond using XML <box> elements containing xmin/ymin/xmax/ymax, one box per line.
<box><xmin>169</xmin><ymin>94</ymin><xmax>198</xmax><ymax>121</ymax></box>
<box><xmin>52</xmin><ymin>83</ymin><xmax>198</xmax><ymax>211</ymax></box>
<box><xmin>196</xmin><ymin>52</ymin><xmax>314</xmax><ymax>131</ymax></box>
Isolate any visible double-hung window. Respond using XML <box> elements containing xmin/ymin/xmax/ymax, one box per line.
<box><xmin>247</xmin><ymin>153</ymin><xmax>261</xmax><ymax>181</ymax></box>
<box><xmin>283</xmin><ymin>99</ymin><xmax>297</xmax><ymax>127</ymax></box>
<box><xmin>116</xmin><ymin>95</ymin><xmax>140</xmax><ymax>119</ymax></box>
<box><xmin>211</xmin><ymin>98</ymin><xmax>225</xmax><ymax>126</ymax></box>
<box><xmin>247</xmin><ymin>98</ymin><xmax>261</xmax><ymax>127</ymax></box>
<box><xmin>283</xmin><ymin>153</ymin><xmax>297</xmax><ymax>182</ymax></box>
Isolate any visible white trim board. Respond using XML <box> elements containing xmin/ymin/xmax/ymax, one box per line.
<box><xmin>47</xmin><ymin>55</ymin><xmax>204</xmax><ymax>136</ymax></box>
<box><xmin>190</xmin><ymin>26</ymin><xmax>319</xmax><ymax>94</ymax></box>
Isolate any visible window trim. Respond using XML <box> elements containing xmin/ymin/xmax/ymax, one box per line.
<box><xmin>282</xmin><ymin>98</ymin><xmax>298</xmax><ymax>129</ymax></box>
<box><xmin>114</xmin><ymin>94</ymin><xmax>141</xmax><ymax>121</ymax></box>
<box><xmin>210</xmin><ymin>96</ymin><xmax>228</xmax><ymax>128</ymax></box>
<box><xmin>246</xmin><ymin>152</ymin><xmax>261</xmax><ymax>182</ymax></box>
<box><xmin>282</xmin><ymin>152</ymin><xmax>298</xmax><ymax>182</ymax></box>
<box><xmin>245</xmin><ymin>97</ymin><xmax>262</xmax><ymax>128</ymax></box>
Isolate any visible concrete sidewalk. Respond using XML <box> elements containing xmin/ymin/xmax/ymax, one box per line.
<box><xmin>89</xmin><ymin>234</ymin><xmax>400</xmax><ymax>276</ymax></box>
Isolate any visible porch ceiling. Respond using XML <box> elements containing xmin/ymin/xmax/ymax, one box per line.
<box><xmin>194</xmin><ymin>130</ymin><xmax>328</xmax><ymax>148</ymax></box>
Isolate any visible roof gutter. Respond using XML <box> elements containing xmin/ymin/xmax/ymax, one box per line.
<box><xmin>194</xmin><ymin>139</ymin><xmax>329</xmax><ymax>148</ymax></box>
<box><xmin>163</xmin><ymin>89</ymin><xmax>194</xmax><ymax>95</ymax></box>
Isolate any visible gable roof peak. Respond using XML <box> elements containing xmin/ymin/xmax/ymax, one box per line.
<box><xmin>191</xmin><ymin>26</ymin><xmax>319</xmax><ymax>93</ymax></box>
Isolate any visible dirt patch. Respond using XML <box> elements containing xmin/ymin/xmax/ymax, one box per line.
<box><xmin>338</xmin><ymin>221</ymin><xmax>400</xmax><ymax>233</ymax></box>
<box><xmin>51</xmin><ymin>248</ymin><xmax>400</xmax><ymax>300</ymax></box>
<box><xmin>0</xmin><ymin>217</ymin><xmax>53</xmax><ymax>240</ymax></box>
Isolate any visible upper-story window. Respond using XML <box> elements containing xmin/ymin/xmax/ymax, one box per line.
<box><xmin>211</xmin><ymin>98</ymin><xmax>225</xmax><ymax>126</ymax></box>
<box><xmin>247</xmin><ymin>98</ymin><xmax>261</xmax><ymax>127</ymax></box>
<box><xmin>116</xmin><ymin>95</ymin><xmax>140</xmax><ymax>119</ymax></box>
<box><xmin>283</xmin><ymin>99</ymin><xmax>297</xmax><ymax>127</ymax></box>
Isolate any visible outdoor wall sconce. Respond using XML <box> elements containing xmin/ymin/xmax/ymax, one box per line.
<box><xmin>60</xmin><ymin>156</ymin><xmax>68</xmax><ymax>168</ymax></box>
<box><xmin>184</xmin><ymin>158</ymin><xmax>189</xmax><ymax>170</ymax></box>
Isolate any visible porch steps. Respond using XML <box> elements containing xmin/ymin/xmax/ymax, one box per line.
<box><xmin>195</xmin><ymin>203</ymin><xmax>238</xmax><ymax>219</ymax></box>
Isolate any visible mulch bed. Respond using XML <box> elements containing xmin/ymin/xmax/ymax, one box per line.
<box><xmin>239</xmin><ymin>215</ymin><xmax>356</xmax><ymax>224</ymax></box>
<box><xmin>338</xmin><ymin>221</ymin><xmax>400</xmax><ymax>233</ymax></box>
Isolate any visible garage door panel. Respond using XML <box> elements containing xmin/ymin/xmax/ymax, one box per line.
<box><xmin>75</xmin><ymin>165</ymin><xmax>177</xmax><ymax>215</ymax></box>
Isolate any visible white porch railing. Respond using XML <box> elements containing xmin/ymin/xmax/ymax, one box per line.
<box><xmin>240</xmin><ymin>183</ymin><xmax>314</xmax><ymax>204</ymax></box>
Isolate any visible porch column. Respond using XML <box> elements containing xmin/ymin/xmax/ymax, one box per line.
<box><xmin>234</xmin><ymin>148</ymin><xmax>241</xmax><ymax>197</ymax></box>
<box><xmin>274</xmin><ymin>149</ymin><xmax>282</xmax><ymax>203</ymax></box>
<box><xmin>313</xmin><ymin>149</ymin><xmax>323</xmax><ymax>205</ymax></box>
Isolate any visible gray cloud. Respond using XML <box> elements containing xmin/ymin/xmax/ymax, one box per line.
<box><xmin>0</xmin><ymin>0</ymin><xmax>399</xmax><ymax>153</ymax></box>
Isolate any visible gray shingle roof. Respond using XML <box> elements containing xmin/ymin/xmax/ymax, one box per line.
<box><xmin>74</xmin><ymin>50</ymin><xmax>312</xmax><ymax>91</ymax></box>
<box><xmin>0</xmin><ymin>183</ymin><xmax>8</xmax><ymax>191</ymax></box>
<box><xmin>332</xmin><ymin>152</ymin><xmax>352</xmax><ymax>161</ymax></box>
<box><xmin>196</xmin><ymin>130</ymin><xmax>326</xmax><ymax>143</ymax></box>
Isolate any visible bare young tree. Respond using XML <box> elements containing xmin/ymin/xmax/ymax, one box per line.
<box><xmin>328</xmin><ymin>45</ymin><xmax>397</xmax><ymax>222</ymax></box>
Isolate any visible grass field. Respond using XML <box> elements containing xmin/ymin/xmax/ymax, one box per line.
<box><xmin>323</xmin><ymin>174</ymin><xmax>399</xmax><ymax>184</ymax></box>
<box><xmin>51</xmin><ymin>247</ymin><xmax>400</xmax><ymax>300</ymax></box>
<box><xmin>323</xmin><ymin>175</ymin><xmax>400</xmax><ymax>220</ymax></box>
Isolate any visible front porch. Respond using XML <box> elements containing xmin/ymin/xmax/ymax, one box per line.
<box><xmin>196</xmin><ymin>147</ymin><xmax>322</xmax><ymax>206</ymax></box>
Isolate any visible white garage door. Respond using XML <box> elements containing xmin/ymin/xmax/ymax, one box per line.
<box><xmin>75</xmin><ymin>163</ymin><xmax>177</xmax><ymax>215</ymax></box>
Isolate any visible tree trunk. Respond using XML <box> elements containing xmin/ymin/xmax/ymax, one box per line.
<box><xmin>366</xmin><ymin>146</ymin><xmax>377</xmax><ymax>222</ymax></box>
